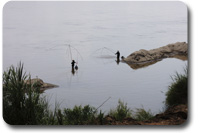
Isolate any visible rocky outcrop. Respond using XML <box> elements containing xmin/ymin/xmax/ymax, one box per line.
<box><xmin>25</xmin><ymin>78</ymin><xmax>58</xmax><ymax>92</ymax></box>
<box><xmin>123</xmin><ymin>42</ymin><xmax>188</xmax><ymax>64</ymax></box>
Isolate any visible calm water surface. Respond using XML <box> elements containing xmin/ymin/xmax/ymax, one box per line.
<box><xmin>3</xmin><ymin>1</ymin><xmax>187</xmax><ymax>113</ymax></box>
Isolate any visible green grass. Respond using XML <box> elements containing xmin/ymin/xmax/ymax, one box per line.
<box><xmin>133</xmin><ymin>108</ymin><xmax>154</xmax><ymax>121</ymax></box>
<box><xmin>109</xmin><ymin>99</ymin><xmax>132</xmax><ymax>121</ymax></box>
<box><xmin>62</xmin><ymin>105</ymin><xmax>97</xmax><ymax>125</ymax></box>
<box><xmin>165</xmin><ymin>67</ymin><xmax>188</xmax><ymax>106</ymax></box>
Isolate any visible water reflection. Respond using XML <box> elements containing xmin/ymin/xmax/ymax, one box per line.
<box><xmin>126</xmin><ymin>61</ymin><xmax>159</xmax><ymax>70</ymax></box>
<box><xmin>115</xmin><ymin>59</ymin><xmax>120</xmax><ymax>65</ymax></box>
<box><xmin>71</xmin><ymin>68</ymin><xmax>75</xmax><ymax>75</ymax></box>
<box><xmin>172</xmin><ymin>55</ymin><xmax>187</xmax><ymax>61</ymax></box>
<box><xmin>124</xmin><ymin>55</ymin><xmax>188</xmax><ymax>70</ymax></box>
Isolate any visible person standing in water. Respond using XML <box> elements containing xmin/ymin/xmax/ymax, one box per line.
<box><xmin>115</xmin><ymin>50</ymin><xmax>120</xmax><ymax>60</ymax></box>
<box><xmin>71</xmin><ymin>60</ymin><xmax>76</xmax><ymax>68</ymax></box>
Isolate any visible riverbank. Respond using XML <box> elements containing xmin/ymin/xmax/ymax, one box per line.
<box><xmin>123</xmin><ymin>42</ymin><xmax>188</xmax><ymax>65</ymax></box>
<box><xmin>103</xmin><ymin>104</ymin><xmax>187</xmax><ymax>125</ymax></box>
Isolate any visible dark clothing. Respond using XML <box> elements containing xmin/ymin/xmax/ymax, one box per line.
<box><xmin>71</xmin><ymin>60</ymin><xmax>76</xmax><ymax>68</ymax></box>
<box><xmin>115</xmin><ymin>51</ymin><xmax>120</xmax><ymax>59</ymax></box>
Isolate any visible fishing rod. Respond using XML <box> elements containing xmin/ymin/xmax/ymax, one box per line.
<box><xmin>91</xmin><ymin>47</ymin><xmax>104</xmax><ymax>56</ymax></box>
<box><xmin>68</xmin><ymin>45</ymin><xmax>73</xmax><ymax>61</ymax></box>
<box><xmin>70</xmin><ymin>45</ymin><xmax>83</xmax><ymax>61</ymax></box>
<box><xmin>92</xmin><ymin>47</ymin><xmax>116</xmax><ymax>57</ymax></box>
<box><xmin>96</xmin><ymin>97</ymin><xmax>111</xmax><ymax>111</ymax></box>
<box><xmin>47</xmin><ymin>43</ymin><xmax>83</xmax><ymax>61</ymax></box>
<box><xmin>67</xmin><ymin>44</ymin><xmax>83</xmax><ymax>61</ymax></box>
<box><xmin>47</xmin><ymin>44</ymin><xmax>68</xmax><ymax>50</ymax></box>
<box><xmin>103</xmin><ymin>47</ymin><xmax>115</xmax><ymax>54</ymax></box>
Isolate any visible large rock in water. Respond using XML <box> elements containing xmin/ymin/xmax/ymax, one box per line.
<box><xmin>123</xmin><ymin>42</ymin><xmax>188</xmax><ymax>64</ymax></box>
<box><xmin>25</xmin><ymin>78</ymin><xmax>58</xmax><ymax>92</ymax></box>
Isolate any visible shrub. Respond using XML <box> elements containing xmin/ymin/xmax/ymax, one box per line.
<box><xmin>165</xmin><ymin>68</ymin><xmax>188</xmax><ymax>106</ymax></box>
<box><xmin>97</xmin><ymin>110</ymin><xmax>105</xmax><ymax>125</ymax></box>
<box><xmin>133</xmin><ymin>108</ymin><xmax>154</xmax><ymax>121</ymax></box>
<box><xmin>62</xmin><ymin>105</ymin><xmax>97</xmax><ymax>125</ymax></box>
<box><xmin>109</xmin><ymin>99</ymin><xmax>132</xmax><ymax>121</ymax></box>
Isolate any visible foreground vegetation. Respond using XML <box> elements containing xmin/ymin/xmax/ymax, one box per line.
<box><xmin>165</xmin><ymin>68</ymin><xmax>188</xmax><ymax>106</ymax></box>
<box><xmin>3</xmin><ymin>63</ymin><xmax>187</xmax><ymax>125</ymax></box>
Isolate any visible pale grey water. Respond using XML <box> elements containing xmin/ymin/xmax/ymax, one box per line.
<box><xmin>3</xmin><ymin>1</ymin><xmax>187</xmax><ymax>113</ymax></box>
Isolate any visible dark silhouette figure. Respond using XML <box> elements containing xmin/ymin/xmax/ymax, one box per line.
<box><xmin>115</xmin><ymin>51</ymin><xmax>120</xmax><ymax>60</ymax></box>
<box><xmin>71</xmin><ymin>60</ymin><xmax>76</xmax><ymax>68</ymax></box>
<box><xmin>71</xmin><ymin>67</ymin><xmax>75</xmax><ymax>75</ymax></box>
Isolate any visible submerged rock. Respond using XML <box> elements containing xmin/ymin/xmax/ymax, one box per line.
<box><xmin>25</xmin><ymin>78</ymin><xmax>58</xmax><ymax>92</ymax></box>
<box><xmin>123</xmin><ymin>42</ymin><xmax>188</xmax><ymax>64</ymax></box>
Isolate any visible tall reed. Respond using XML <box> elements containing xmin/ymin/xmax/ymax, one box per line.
<box><xmin>3</xmin><ymin>62</ymin><xmax>49</xmax><ymax>125</ymax></box>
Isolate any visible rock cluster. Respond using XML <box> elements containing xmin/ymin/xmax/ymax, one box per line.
<box><xmin>123</xmin><ymin>42</ymin><xmax>188</xmax><ymax>64</ymax></box>
<box><xmin>25</xmin><ymin>78</ymin><xmax>58</xmax><ymax>92</ymax></box>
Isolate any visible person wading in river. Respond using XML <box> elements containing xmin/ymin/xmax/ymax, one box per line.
<box><xmin>71</xmin><ymin>60</ymin><xmax>76</xmax><ymax>68</ymax></box>
<box><xmin>115</xmin><ymin>50</ymin><xmax>120</xmax><ymax>60</ymax></box>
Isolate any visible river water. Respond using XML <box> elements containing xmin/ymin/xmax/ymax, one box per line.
<box><xmin>3</xmin><ymin>1</ymin><xmax>187</xmax><ymax>113</ymax></box>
